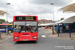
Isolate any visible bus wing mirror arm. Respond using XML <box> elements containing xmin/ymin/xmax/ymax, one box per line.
<box><xmin>19</xmin><ymin>31</ymin><xmax>21</xmax><ymax>33</ymax></box>
<box><xmin>31</xmin><ymin>31</ymin><xmax>33</xmax><ymax>33</ymax></box>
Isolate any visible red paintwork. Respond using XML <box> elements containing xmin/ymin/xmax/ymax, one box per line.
<box><xmin>44</xmin><ymin>25</ymin><xmax>49</xmax><ymax>29</ymax></box>
<box><xmin>13</xmin><ymin>32</ymin><xmax>38</xmax><ymax>41</ymax></box>
<box><xmin>13</xmin><ymin>15</ymin><xmax>38</xmax><ymax>41</ymax></box>
<box><xmin>44</xmin><ymin>27</ymin><xmax>49</xmax><ymax>29</ymax></box>
<box><xmin>13</xmin><ymin>15</ymin><xmax>38</xmax><ymax>22</ymax></box>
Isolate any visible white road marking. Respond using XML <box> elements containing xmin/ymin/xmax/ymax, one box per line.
<box><xmin>38</xmin><ymin>36</ymin><xmax>39</xmax><ymax>37</ymax></box>
<box><xmin>0</xmin><ymin>36</ymin><xmax>12</xmax><ymax>43</ymax></box>
<box><xmin>41</xmin><ymin>35</ymin><xmax>46</xmax><ymax>38</ymax></box>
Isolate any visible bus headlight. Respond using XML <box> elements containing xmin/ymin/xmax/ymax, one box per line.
<box><xmin>33</xmin><ymin>36</ymin><xmax>37</xmax><ymax>39</ymax></box>
<box><xmin>15</xmin><ymin>37</ymin><xmax>19</xmax><ymax>39</ymax></box>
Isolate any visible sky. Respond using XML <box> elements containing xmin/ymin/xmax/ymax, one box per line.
<box><xmin>0</xmin><ymin>0</ymin><xmax>74</xmax><ymax>22</ymax></box>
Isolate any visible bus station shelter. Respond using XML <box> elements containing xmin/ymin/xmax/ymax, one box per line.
<box><xmin>55</xmin><ymin>16</ymin><xmax>75</xmax><ymax>33</ymax></box>
<box><xmin>0</xmin><ymin>10</ymin><xmax>7</xmax><ymax>15</ymax></box>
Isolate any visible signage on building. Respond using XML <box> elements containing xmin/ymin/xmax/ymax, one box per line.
<box><xmin>66</xmin><ymin>25</ymin><xmax>69</xmax><ymax>30</ymax></box>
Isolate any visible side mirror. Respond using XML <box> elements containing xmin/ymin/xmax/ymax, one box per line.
<box><xmin>31</xmin><ymin>31</ymin><xmax>33</xmax><ymax>33</ymax></box>
<box><xmin>19</xmin><ymin>31</ymin><xmax>21</xmax><ymax>33</ymax></box>
<box><xmin>30</xmin><ymin>30</ymin><xmax>33</xmax><ymax>33</ymax></box>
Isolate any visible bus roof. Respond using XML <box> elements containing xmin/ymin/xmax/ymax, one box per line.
<box><xmin>13</xmin><ymin>15</ymin><xmax>38</xmax><ymax>16</ymax></box>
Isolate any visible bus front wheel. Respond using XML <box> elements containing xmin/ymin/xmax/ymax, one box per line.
<box><xmin>8</xmin><ymin>30</ymin><xmax>13</xmax><ymax>33</ymax></box>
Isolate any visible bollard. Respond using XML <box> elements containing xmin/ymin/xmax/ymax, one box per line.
<box><xmin>58</xmin><ymin>32</ymin><xmax>59</xmax><ymax>37</ymax></box>
<box><xmin>69</xmin><ymin>28</ymin><xmax>71</xmax><ymax>38</ymax></box>
<box><xmin>52</xmin><ymin>30</ymin><xmax>54</xmax><ymax>34</ymax></box>
<box><xmin>0</xmin><ymin>32</ymin><xmax>1</xmax><ymax>39</ymax></box>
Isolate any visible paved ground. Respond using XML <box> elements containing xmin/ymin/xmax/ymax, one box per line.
<box><xmin>0</xmin><ymin>33</ymin><xmax>7</xmax><ymax>38</ymax></box>
<box><xmin>0</xmin><ymin>33</ymin><xmax>12</xmax><ymax>43</ymax></box>
<box><xmin>50</xmin><ymin>30</ymin><xmax>75</xmax><ymax>39</ymax></box>
<box><xmin>45</xmin><ymin>28</ymin><xmax>75</xmax><ymax>39</ymax></box>
<box><xmin>0</xmin><ymin>28</ymin><xmax>75</xmax><ymax>50</ymax></box>
<box><xmin>58</xmin><ymin>33</ymin><xmax>75</xmax><ymax>38</ymax></box>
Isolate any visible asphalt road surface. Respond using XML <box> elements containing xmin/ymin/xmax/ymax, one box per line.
<box><xmin>0</xmin><ymin>27</ymin><xmax>75</xmax><ymax>50</ymax></box>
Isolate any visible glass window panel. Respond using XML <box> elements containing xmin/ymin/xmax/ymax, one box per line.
<box><xmin>14</xmin><ymin>21</ymin><xmax>38</xmax><ymax>32</ymax></box>
<box><xmin>26</xmin><ymin>21</ymin><xmax>37</xmax><ymax>32</ymax></box>
<box><xmin>14</xmin><ymin>21</ymin><xmax>25</xmax><ymax>32</ymax></box>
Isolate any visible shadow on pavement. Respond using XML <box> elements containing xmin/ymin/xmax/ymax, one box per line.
<box><xmin>15</xmin><ymin>41</ymin><xmax>37</xmax><ymax>44</ymax></box>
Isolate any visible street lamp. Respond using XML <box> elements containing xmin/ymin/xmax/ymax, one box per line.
<box><xmin>50</xmin><ymin>3</ymin><xmax>54</xmax><ymax>34</ymax></box>
<box><xmin>6</xmin><ymin>3</ymin><xmax>10</xmax><ymax>34</ymax></box>
<box><xmin>50</xmin><ymin>3</ymin><xmax>54</xmax><ymax>22</ymax></box>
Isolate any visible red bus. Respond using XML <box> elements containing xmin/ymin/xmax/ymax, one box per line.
<box><xmin>13</xmin><ymin>15</ymin><xmax>38</xmax><ymax>41</ymax></box>
<box><xmin>44</xmin><ymin>25</ymin><xmax>49</xmax><ymax>29</ymax></box>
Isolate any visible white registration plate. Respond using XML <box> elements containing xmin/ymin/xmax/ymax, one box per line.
<box><xmin>23</xmin><ymin>39</ymin><xmax>28</xmax><ymax>41</ymax></box>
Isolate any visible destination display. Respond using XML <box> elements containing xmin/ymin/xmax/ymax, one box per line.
<box><xmin>15</xmin><ymin>17</ymin><xmax>36</xmax><ymax>20</ymax></box>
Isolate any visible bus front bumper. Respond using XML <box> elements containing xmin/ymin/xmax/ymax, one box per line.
<box><xmin>13</xmin><ymin>36</ymin><xmax>38</xmax><ymax>41</ymax></box>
